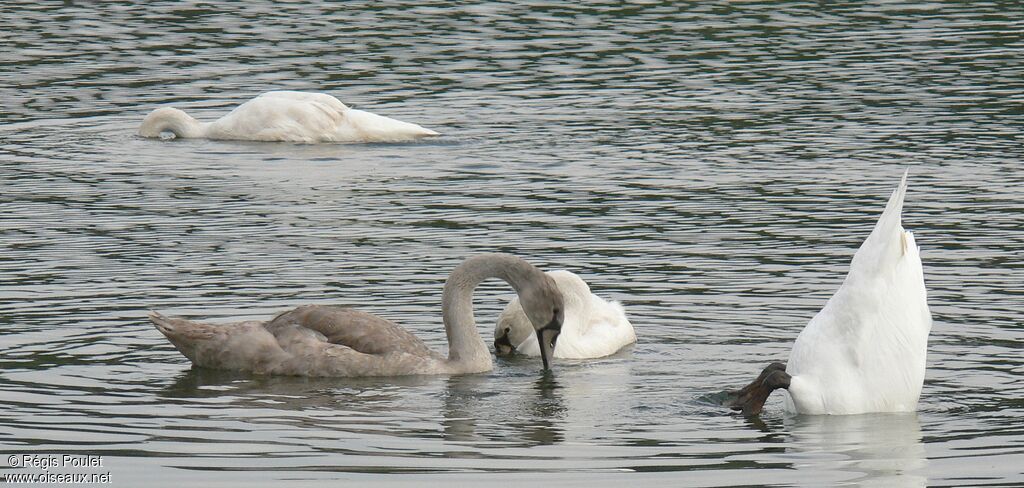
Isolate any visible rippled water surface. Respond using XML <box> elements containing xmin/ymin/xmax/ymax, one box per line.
<box><xmin>2</xmin><ymin>2</ymin><xmax>1022</xmax><ymax>486</ymax></box>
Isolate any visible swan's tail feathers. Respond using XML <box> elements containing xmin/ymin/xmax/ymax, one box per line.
<box><xmin>851</xmin><ymin>170</ymin><xmax>914</xmax><ymax>273</ymax></box>
<box><xmin>345</xmin><ymin>108</ymin><xmax>440</xmax><ymax>141</ymax></box>
<box><xmin>877</xmin><ymin>169</ymin><xmax>909</xmax><ymax>242</ymax></box>
<box><xmin>149</xmin><ymin>311</ymin><xmax>217</xmax><ymax>363</ymax></box>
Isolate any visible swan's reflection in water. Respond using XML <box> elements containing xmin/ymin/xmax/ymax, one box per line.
<box><xmin>157</xmin><ymin>358</ymin><xmax>637</xmax><ymax>455</ymax></box>
<box><xmin>159</xmin><ymin>366</ymin><xmax>446</xmax><ymax>441</ymax></box>
<box><xmin>442</xmin><ymin>371</ymin><xmax>567</xmax><ymax>446</ymax></box>
<box><xmin>154</xmin><ymin>363</ymin><xmax>926</xmax><ymax>484</ymax></box>
<box><xmin>441</xmin><ymin>358</ymin><xmax>638</xmax><ymax>447</ymax></box>
<box><xmin>158</xmin><ymin>365</ymin><xmax>569</xmax><ymax>447</ymax></box>
<box><xmin>161</xmin><ymin>367</ymin><xmax>437</xmax><ymax>404</ymax></box>
<box><xmin>785</xmin><ymin>413</ymin><xmax>927</xmax><ymax>487</ymax></box>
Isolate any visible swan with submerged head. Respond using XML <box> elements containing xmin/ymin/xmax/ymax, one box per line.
<box><xmin>138</xmin><ymin>91</ymin><xmax>439</xmax><ymax>143</ymax></box>
<box><xmin>724</xmin><ymin>171</ymin><xmax>932</xmax><ymax>415</ymax></box>
<box><xmin>494</xmin><ymin>270</ymin><xmax>635</xmax><ymax>359</ymax></box>
<box><xmin>149</xmin><ymin>253</ymin><xmax>564</xmax><ymax>376</ymax></box>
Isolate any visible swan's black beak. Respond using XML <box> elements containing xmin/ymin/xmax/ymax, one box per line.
<box><xmin>536</xmin><ymin>318</ymin><xmax>561</xmax><ymax>371</ymax></box>
<box><xmin>494</xmin><ymin>330</ymin><xmax>516</xmax><ymax>356</ymax></box>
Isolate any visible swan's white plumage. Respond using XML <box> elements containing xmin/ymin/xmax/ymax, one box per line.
<box><xmin>496</xmin><ymin>270</ymin><xmax>636</xmax><ymax>359</ymax></box>
<box><xmin>139</xmin><ymin>91</ymin><xmax>439</xmax><ymax>143</ymax></box>
<box><xmin>783</xmin><ymin>171</ymin><xmax>931</xmax><ymax>415</ymax></box>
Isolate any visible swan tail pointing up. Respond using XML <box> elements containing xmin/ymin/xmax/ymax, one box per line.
<box><xmin>850</xmin><ymin>169</ymin><xmax>914</xmax><ymax>275</ymax></box>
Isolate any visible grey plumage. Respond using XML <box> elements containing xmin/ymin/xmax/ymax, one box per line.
<box><xmin>150</xmin><ymin>253</ymin><xmax>564</xmax><ymax>377</ymax></box>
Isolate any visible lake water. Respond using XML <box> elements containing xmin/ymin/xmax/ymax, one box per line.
<box><xmin>1</xmin><ymin>2</ymin><xmax>1022</xmax><ymax>486</ymax></box>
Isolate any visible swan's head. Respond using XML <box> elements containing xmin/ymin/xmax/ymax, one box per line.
<box><xmin>494</xmin><ymin>297</ymin><xmax>532</xmax><ymax>356</ymax></box>
<box><xmin>495</xmin><ymin>270</ymin><xmax>587</xmax><ymax>358</ymax></box>
<box><xmin>514</xmin><ymin>273</ymin><xmax>564</xmax><ymax>371</ymax></box>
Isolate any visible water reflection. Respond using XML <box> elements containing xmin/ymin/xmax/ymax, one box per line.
<box><xmin>442</xmin><ymin>372</ymin><xmax>565</xmax><ymax>446</ymax></box>
<box><xmin>159</xmin><ymin>367</ymin><xmax>440</xmax><ymax>414</ymax></box>
<box><xmin>786</xmin><ymin>413</ymin><xmax>927</xmax><ymax>487</ymax></box>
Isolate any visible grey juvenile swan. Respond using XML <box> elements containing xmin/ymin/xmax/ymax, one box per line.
<box><xmin>150</xmin><ymin>254</ymin><xmax>565</xmax><ymax>377</ymax></box>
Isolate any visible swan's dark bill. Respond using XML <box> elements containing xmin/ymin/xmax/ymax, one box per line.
<box><xmin>722</xmin><ymin>362</ymin><xmax>792</xmax><ymax>416</ymax></box>
<box><xmin>536</xmin><ymin>318</ymin><xmax>561</xmax><ymax>370</ymax></box>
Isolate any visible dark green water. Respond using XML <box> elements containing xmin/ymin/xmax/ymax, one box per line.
<box><xmin>1</xmin><ymin>2</ymin><xmax>1022</xmax><ymax>486</ymax></box>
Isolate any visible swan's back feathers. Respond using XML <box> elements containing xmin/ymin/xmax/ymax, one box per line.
<box><xmin>580</xmin><ymin>297</ymin><xmax>629</xmax><ymax>337</ymax></box>
<box><xmin>556</xmin><ymin>298</ymin><xmax>634</xmax><ymax>358</ymax></box>
<box><xmin>208</xmin><ymin>93</ymin><xmax>347</xmax><ymax>143</ymax></box>
<box><xmin>258</xmin><ymin>91</ymin><xmax>349</xmax><ymax>111</ymax></box>
<box><xmin>268</xmin><ymin>305</ymin><xmax>437</xmax><ymax>358</ymax></box>
<box><xmin>263</xmin><ymin>319</ymin><xmax>442</xmax><ymax>377</ymax></box>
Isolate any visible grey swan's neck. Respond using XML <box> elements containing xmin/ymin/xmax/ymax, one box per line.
<box><xmin>441</xmin><ymin>253</ymin><xmax>550</xmax><ymax>374</ymax></box>
<box><xmin>138</xmin><ymin>107</ymin><xmax>207</xmax><ymax>139</ymax></box>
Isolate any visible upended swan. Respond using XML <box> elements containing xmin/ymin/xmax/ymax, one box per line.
<box><xmin>725</xmin><ymin>171</ymin><xmax>931</xmax><ymax>415</ymax></box>
<box><xmin>494</xmin><ymin>270</ymin><xmax>636</xmax><ymax>359</ymax></box>
<box><xmin>149</xmin><ymin>254</ymin><xmax>564</xmax><ymax>377</ymax></box>
<box><xmin>138</xmin><ymin>91</ymin><xmax>439</xmax><ymax>143</ymax></box>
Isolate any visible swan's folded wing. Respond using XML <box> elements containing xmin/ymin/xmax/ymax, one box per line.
<box><xmin>258</xmin><ymin>91</ymin><xmax>349</xmax><ymax>111</ymax></box>
<box><xmin>268</xmin><ymin>305</ymin><xmax>438</xmax><ymax>358</ymax></box>
<box><xmin>213</xmin><ymin>94</ymin><xmax>345</xmax><ymax>142</ymax></box>
<box><xmin>265</xmin><ymin>337</ymin><xmax>441</xmax><ymax>377</ymax></box>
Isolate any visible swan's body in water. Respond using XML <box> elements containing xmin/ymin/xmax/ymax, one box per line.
<box><xmin>149</xmin><ymin>254</ymin><xmax>564</xmax><ymax>377</ymax></box>
<box><xmin>494</xmin><ymin>270</ymin><xmax>635</xmax><ymax>359</ymax></box>
<box><xmin>725</xmin><ymin>171</ymin><xmax>931</xmax><ymax>415</ymax></box>
<box><xmin>138</xmin><ymin>91</ymin><xmax>439</xmax><ymax>143</ymax></box>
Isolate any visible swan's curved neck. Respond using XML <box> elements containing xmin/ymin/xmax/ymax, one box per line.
<box><xmin>139</xmin><ymin>107</ymin><xmax>206</xmax><ymax>139</ymax></box>
<box><xmin>442</xmin><ymin>253</ymin><xmax>548</xmax><ymax>373</ymax></box>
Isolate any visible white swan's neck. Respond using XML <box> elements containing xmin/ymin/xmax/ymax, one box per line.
<box><xmin>138</xmin><ymin>107</ymin><xmax>207</xmax><ymax>139</ymax></box>
<box><xmin>441</xmin><ymin>253</ymin><xmax>549</xmax><ymax>373</ymax></box>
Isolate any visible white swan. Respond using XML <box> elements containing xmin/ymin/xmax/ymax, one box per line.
<box><xmin>725</xmin><ymin>171</ymin><xmax>931</xmax><ymax>415</ymax></box>
<box><xmin>138</xmin><ymin>91</ymin><xmax>439</xmax><ymax>143</ymax></box>
<box><xmin>149</xmin><ymin>254</ymin><xmax>564</xmax><ymax>377</ymax></box>
<box><xmin>493</xmin><ymin>270</ymin><xmax>635</xmax><ymax>359</ymax></box>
